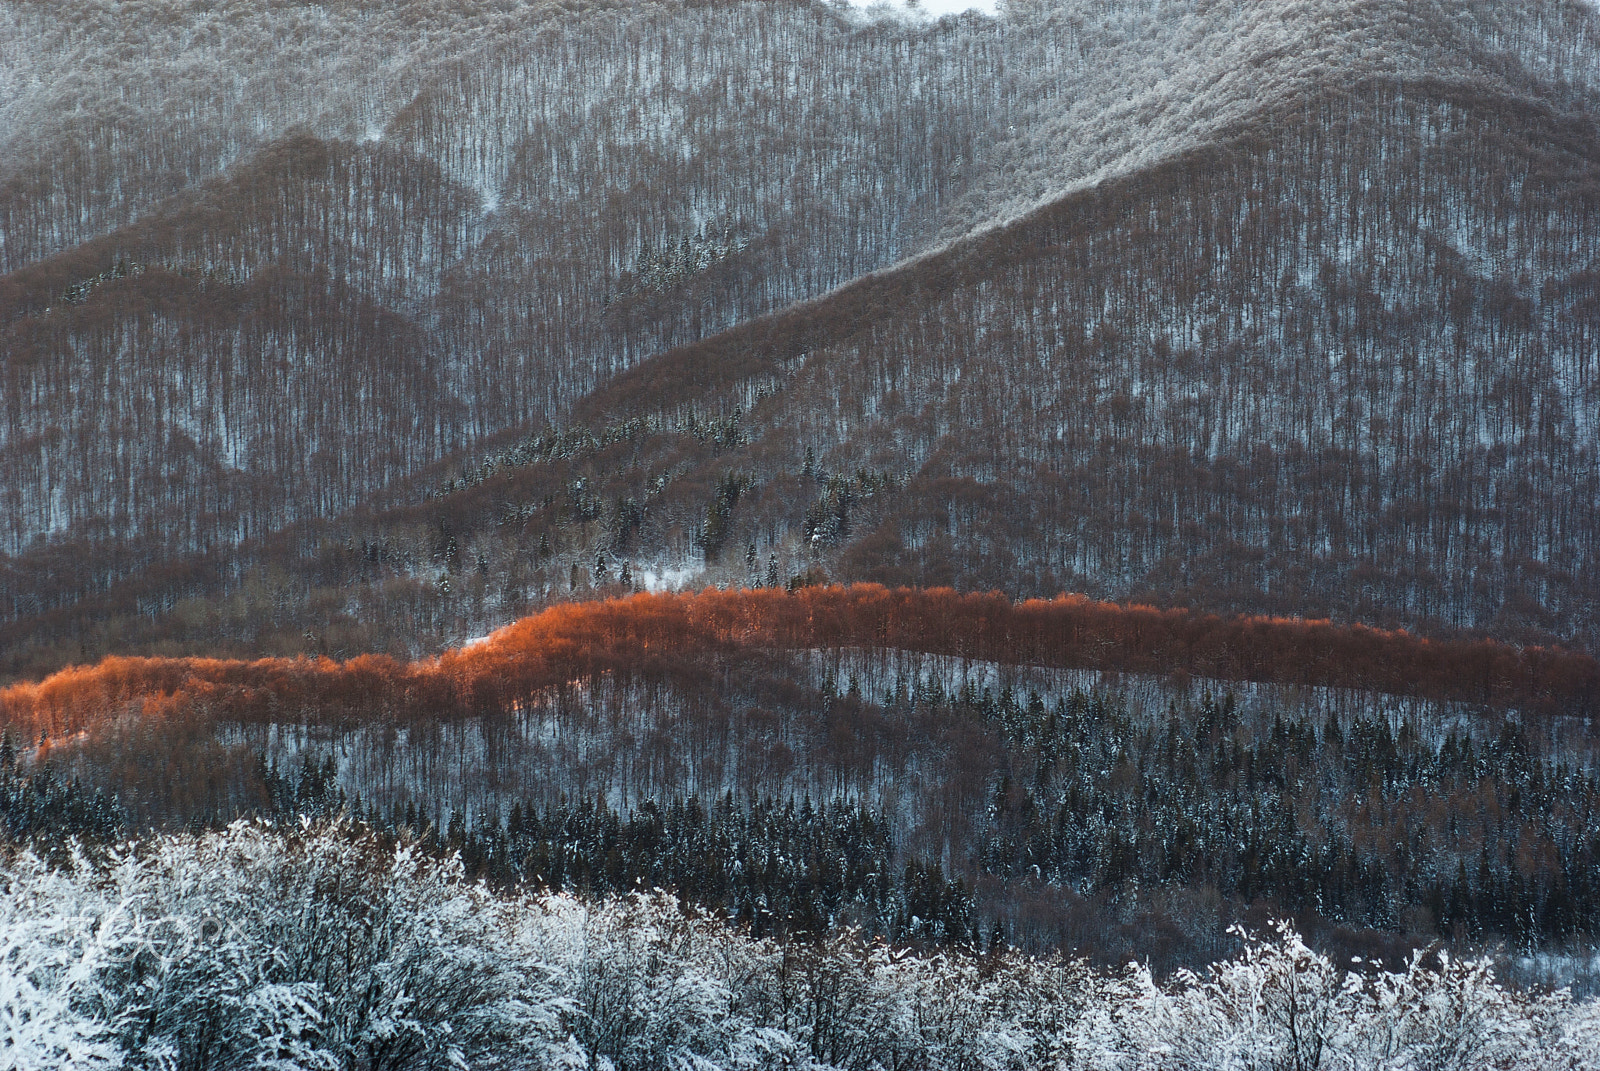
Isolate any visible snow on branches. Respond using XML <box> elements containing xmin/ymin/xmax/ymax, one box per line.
<box><xmin>3</xmin><ymin>822</ymin><xmax>1598</xmax><ymax>1070</ymax></box>
<box><xmin>1082</xmin><ymin>921</ymin><xmax>1600</xmax><ymax>1070</ymax></box>
<box><xmin>1</xmin><ymin>823</ymin><xmax>572</xmax><ymax>1070</ymax></box>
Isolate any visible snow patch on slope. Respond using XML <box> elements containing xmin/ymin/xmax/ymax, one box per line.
<box><xmin>937</xmin><ymin>0</ymin><xmax>1600</xmax><ymax>243</ymax></box>
<box><xmin>847</xmin><ymin>0</ymin><xmax>999</xmax><ymax>20</ymax></box>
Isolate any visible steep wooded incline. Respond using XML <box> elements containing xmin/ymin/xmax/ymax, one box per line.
<box><xmin>2</xmin><ymin>0</ymin><xmax>1599</xmax><ymax>668</ymax></box>
<box><xmin>546</xmin><ymin>80</ymin><xmax>1600</xmax><ymax>641</ymax></box>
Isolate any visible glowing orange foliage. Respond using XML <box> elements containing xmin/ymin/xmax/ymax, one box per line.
<box><xmin>1</xmin><ymin>586</ymin><xmax>1593</xmax><ymax>741</ymax></box>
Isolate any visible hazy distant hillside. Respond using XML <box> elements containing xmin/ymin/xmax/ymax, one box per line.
<box><xmin>4</xmin><ymin>0</ymin><xmax>1600</xmax><ymax>663</ymax></box>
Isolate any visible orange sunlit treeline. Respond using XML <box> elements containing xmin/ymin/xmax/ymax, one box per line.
<box><xmin>2</xmin><ymin>585</ymin><xmax>1594</xmax><ymax>741</ymax></box>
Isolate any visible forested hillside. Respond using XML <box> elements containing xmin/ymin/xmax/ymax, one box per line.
<box><xmin>4</xmin><ymin>588</ymin><xmax>1598</xmax><ymax>971</ymax></box>
<box><xmin>5</xmin><ymin>1</ymin><xmax>1600</xmax><ymax>1043</ymax></box>
<box><xmin>0</xmin><ymin>0</ymin><xmax>1015</xmax><ymax>564</ymax></box>
<box><xmin>4</xmin><ymin>0</ymin><xmax>1600</xmax><ymax>663</ymax></box>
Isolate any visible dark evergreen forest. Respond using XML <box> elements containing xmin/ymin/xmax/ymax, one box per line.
<box><xmin>4</xmin><ymin>588</ymin><xmax>1596</xmax><ymax>978</ymax></box>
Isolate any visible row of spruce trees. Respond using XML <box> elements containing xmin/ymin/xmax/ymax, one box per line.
<box><xmin>7</xmin><ymin>681</ymin><xmax>1598</xmax><ymax>962</ymax></box>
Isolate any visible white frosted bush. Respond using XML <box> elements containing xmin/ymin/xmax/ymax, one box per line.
<box><xmin>3</xmin><ymin>823</ymin><xmax>1597</xmax><ymax>1070</ymax></box>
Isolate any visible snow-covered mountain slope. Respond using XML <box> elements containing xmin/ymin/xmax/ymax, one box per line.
<box><xmin>551</xmin><ymin>80</ymin><xmax>1600</xmax><ymax>640</ymax></box>
<box><xmin>330</xmin><ymin>75</ymin><xmax>1600</xmax><ymax>647</ymax></box>
<box><xmin>3</xmin><ymin>0</ymin><xmax>1600</xmax><ymax>660</ymax></box>
<box><xmin>0</xmin><ymin>0</ymin><xmax>1022</xmax><ymax>562</ymax></box>
<box><xmin>935</xmin><ymin>0</ymin><xmax>1600</xmax><ymax>241</ymax></box>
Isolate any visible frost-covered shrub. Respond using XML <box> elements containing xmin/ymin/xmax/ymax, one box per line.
<box><xmin>537</xmin><ymin>892</ymin><xmax>776</xmax><ymax>1071</ymax></box>
<box><xmin>529</xmin><ymin>890</ymin><xmax>1091</xmax><ymax>1071</ymax></box>
<box><xmin>1</xmin><ymin>822</ymin><xmax>573</xmax><ymax>1070</ymax></box>
<box><xmin>1082</xmin><ymin>922</ymin><xmax>1600</xmax><ymax>1071</ymax></box>
<box><xmin>0</xmin><ymin>850</ymin><xmax>127</xmax><ymax>1069</ymax></box>
<box><xmin>4</xmin><ymin>823</ymin><xmax>1599</xmax><ymax>1070</ymax></box>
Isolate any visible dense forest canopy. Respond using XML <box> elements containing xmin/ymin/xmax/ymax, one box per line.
<box><xmin>4</xmin><ymin>2</ymin><xmax>1600</xmax><ymax>1055</ymax></box>
<box><xmin>3</xmin><ymin>0</ymin><xmax>1600</xmax><ymax>665</ymax></box>
<box><xmin>3</xmin><ymin>588</ymin><xmax>1598</xmax><ymax>974</ymax></box>
<box><xmin>9</xmin><ymin>821</ymin><xmax>1599</xmax><ymax>1070</ymax></box>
